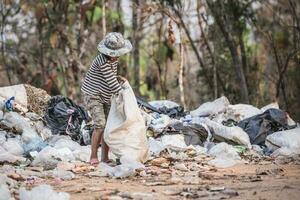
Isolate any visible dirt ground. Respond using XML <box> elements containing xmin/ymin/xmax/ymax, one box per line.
<box><xmin>42</xmin><ymin>157</ymin><xmax>300</xmax><ymax>200</ymax></box>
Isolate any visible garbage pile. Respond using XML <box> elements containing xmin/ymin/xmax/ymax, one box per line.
<box><xmin>0</xmin><ymin>84</ymin><xmax>299</xmax><ymax>199</ymax></box>
<box><xmin>139</xmin><ymin>96</ymin><xmax>299</xmax><ymax>168</ymax></box>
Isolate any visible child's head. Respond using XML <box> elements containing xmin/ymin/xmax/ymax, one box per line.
<box><xmin>97</xmin><ymin>32</ymin><xmax>132</xmax><ymax>57</ymax></box>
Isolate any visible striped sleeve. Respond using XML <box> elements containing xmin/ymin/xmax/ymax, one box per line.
<box><xmin>100</xmin><ymin>63</ymin><xmax>122</xmax><ymax>94</ymax></box>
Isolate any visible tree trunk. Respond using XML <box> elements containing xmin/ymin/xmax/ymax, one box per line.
<box><xmin>132</xmin><ymin>0</ymin><xmax>140</xmax><ymax>94</ymax></box>
<box><xmin>0</xmin><ymin>4</ymin><xmax>12</xmax><ymax>84</ymax></box>
<box><xmin>178</xmin><ymin>29</ymin><xmax>186</xmax><ymax>108</ymax></box>
<box><xmin>102</xmin><ymin>0</ymin><xmax>106</xmax><ymax>37</ymax></box>
<box><xmin>173</xmin><ymin>9</ymin><xmax>213</xmax><ymax>89</ymax></box>
<box><xmin>206</xmin><ymin>1</ymin><xmax>249</xmax><ymax>103</ymax></box>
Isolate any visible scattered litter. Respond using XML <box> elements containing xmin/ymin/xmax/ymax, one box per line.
<box><xmin>98</xmin><ymin>156</ymin><xmax>145</xmax><ymax>178</ymax></box>
<box><xmin>19</xmin><ymin>184</ymin><xmax>70</xmax><ymax>200</ymax></box>
<box><xmin>173</xmin><ymin>163</ymin><xmax>188</xmax><ymax>171</ymax></box>
<box><xmin>52</xmin><ymin>170</ymin><xmax>75</xmax><ymax>180</ymax></box>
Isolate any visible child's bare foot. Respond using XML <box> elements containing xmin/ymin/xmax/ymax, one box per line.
<box><xmin>90</xmin><ymin>158</ymin><xmax>99</xmax><ymax>166</ymax></box>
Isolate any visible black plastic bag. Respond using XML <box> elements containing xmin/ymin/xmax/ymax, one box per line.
<box><xmin>44</xmin><ymin>95</ymin><xmax>88</xmax><ymax>142</ymax></box>
<box><xmin>237</xmin><ymin>108</ymin><xmax>295</xmax><ymax>145</ymax></box>
<box><xmin>137</xmin><ymin>96</ymin><xmax>186</xmax><ymax>118</ymax></box>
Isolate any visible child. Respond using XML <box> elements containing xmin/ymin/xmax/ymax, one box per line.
<box><xmin>81</xmin><ymin>32</ymin><xmax>132</xmax><ymax>165</ymax></box>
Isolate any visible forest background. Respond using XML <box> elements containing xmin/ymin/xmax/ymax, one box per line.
<box><xmin>1</xmin><ymin>0</ymin><xmax>300</xmax><ymax>120</ymax></box>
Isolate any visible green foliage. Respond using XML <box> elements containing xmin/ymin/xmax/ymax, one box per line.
<box><xmin>86</xmin><ymin>6</ymin><xmax>102</xmax><ymax>23</ymax></box>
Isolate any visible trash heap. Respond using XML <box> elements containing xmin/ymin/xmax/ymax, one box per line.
<box><xmin>138</xmin><ymin>96</ymin><xmax>300</xmax><ymax>168</ymax></box>
<box><xmin>0</xmin><ymin>84</ymin><xmax>299</xmax><ymax>199</ymax></box>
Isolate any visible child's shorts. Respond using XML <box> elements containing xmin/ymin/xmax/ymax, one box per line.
<box><xmin>83</xmin><ymin>94</ymin><xmax>110</xmax><ymax>130</ymax></box>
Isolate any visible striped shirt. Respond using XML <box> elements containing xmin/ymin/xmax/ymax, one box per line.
<box><xmin>81</xmin><ymin>53</ymin><xmax>122</xmax><ymax>103</ymax></box>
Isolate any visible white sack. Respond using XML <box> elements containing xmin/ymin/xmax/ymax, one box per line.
<box><xmin>192</xmin><ymin>118</ymin><xmax>251</xmax><ymax>148</ymax></box>
<box><xmin>104</xmin><ymin>81</ymin><xmax>149</xmax><ymax>163</ymax></box>
<box><xmin>190</xmin><ymin>96</ymin><xmax>230</xmax><ymax>117</ymax></box>
<box><xmin>266</xmin><ymin>128</ymin><xmax>300</xmax><ymax>152</ymax></box>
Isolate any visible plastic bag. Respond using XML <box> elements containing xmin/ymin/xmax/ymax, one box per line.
<box><xmin>23</xmin><ymin>137</ymin><xmax>47</xmax><ymax>155</ymax></box>
<box><xmin>160</xmin><ymin>134</ymin><xmax>188</xmax><ymax>151</ymax></box>
<box><xmin>190</xmin><ymin>96</ymin><xmax>230</xmax><ymax>117</ymax></box>
<box><xmin>2</xmin><ymin>138</ymin><xmax>24</xmax><ymax>156</ymax></box>
<box><xmin>0</xmin><ymin>146</ymin><xmax>26</xmax><ymax>164</ymax></box>
<box><xmin>223</xmin><ymin>104</ymin><xmax>262</xmax><ymax>122</ymax></box>
<box><xmin>265</xmin><ymin>127</ymin><xmax>300</xmax><ymax>152</ymax></box>
<box><xmin>98</xmin><ymin>156</ymin><xmax>145</xmax><ymax>178</ymax></box>
<box><xmin>238</xmin><ymin>108</ymin><xmax>294</xmax><ymax>145</ymax></box>
<box><xmin>208</xmin><ymin>142</ymin><xmax>240</xmax><ymax>168</ymax></box>
<box><xmin>149</xmin><ymin>100</ymin><xmax>179</xmax><ymax>109</ymax></box>
<box><xmin>193</xmin><ymin>118</ymin><xmax>251</xmax><ymax>148</ymax></box>
<box><xmin>0</xmin><ymin>84</ymin><xmax>28</xmax><ymax>112</ymax></box>
<box><xmin>0</xmin><ymin>184</ymin><xmax>11</xmax><ymax>200</ymax></box>
<box><xmin>31</xmin><ymin>146</ymin><xmax>75</xmax><ymax>169</ymax></box>
<box><xmin>104</xmin><ymin>81</ymin><xmax>149</xmax><ymax>163</ymax></box>
<box><xmin>148</xmin><ymin>137</ymin><xmax>165</xmax><ymax>156</ymax></box>
<box><xmin>1</xmin><ymin>112</ymin><xmax>39</xmax><ymax>144</ymax></box>
<box><xmin>19</xmin><ymin>184</ymin><xmax>70</xmax><ymax>200</ymax></box>
<box><xmin>44</xmin><ymin>95</ymin><xmax>88</xmax><ymax>141</ymax></box>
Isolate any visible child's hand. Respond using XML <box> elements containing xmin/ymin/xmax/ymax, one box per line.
<box><xmin>117</xmin><ymin>75</ymin><xmax>127</xmax><ymax>83</ymax></box>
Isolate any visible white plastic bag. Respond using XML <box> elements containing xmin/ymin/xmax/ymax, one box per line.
<box><xmin>225</xmin><ymin>104</ymin><xmax>262</xmax><ymax>122</ymax></box>
<box><xmin>104</xmin><ymin>81</ymin><xmax>149</xmax><ymax>163</ymax></box>
<box><xmin>0</xmin><ymin>184</ymin><xmax>12</xmax><ymax>200</ymax></box>
<box><xmin>2</xmin><ymin>138</ymin><xmax>24</xmax><ymax>156</ymax></box>
<box><xmin>149</xmin><ymin>100</ymin><xmax>179</xmax><ymax>109</ymax></box>
<box><xmin>192</xmin><ymin>118</ymin><xmax>251</xmax><ymax>148</ymax></box>
<box><xmin>190</xmin><ymin>96</ymin><xmax>230</xmax><ymax>117</ymax></box>
<box><xmin>266</xmin><ymin>128</ymin><xmax>300</xmax><ymax>152</ymax></box>
<box><xmin>19</xmin><ymin>184</ymin><xmax>70</xmax><ymax>200</ymax></box>
<box><xmin>208</xmin><ymin>142</ymin><xmax>240</xmax><ymax>168</ymax></box>
<box><xmin>98</xmin><ymin>156</ymin><xmax>145</xmax><ymax>178</ymax></box>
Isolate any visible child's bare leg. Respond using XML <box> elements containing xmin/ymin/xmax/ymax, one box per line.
<box><xmin>101</xmin><ymin>135</ymin><xmax>109</xmax><ymax>162</ymax></box>
<box><xmin>90</xmin><ymin>128</ymin><xmax>103</xmax><ymax>164</ymax></box>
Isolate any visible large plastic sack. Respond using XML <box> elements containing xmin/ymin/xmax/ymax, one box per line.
<box><xmin>265</xmin><ymin>127</ymin><xmax>300</xmax><ymax>152</ymax></box>
<box><xmin>260</xmin><ymin>102</ymin><xmax>279</xmax><ymax>112</ymax></box>
<box><xmin>190</xmin><ymin>96</ymin><xmax>230</xmax><ymax>117</ymax></box>
<box><xmin>238</xmin><ymin>108</ymin><xmax>294</xmax><ymax>145</ymax></box>
<box><xmin>19</xmin><ymin>184</ymin><xmax>70</xmax><ymax>200</ymax></box>
<box><xmin>104</xmin><ymin>81</ymin><xmax>149</xmax><ymax>163</ymax></box>
<box><xmin>224</xmin><ymin>104</ymin><xmax>262</xmax><ymax>122</ymax></box>
<box><xmin>193</xmin><ymin>118</ymin><xmax>251</xmax><ymax>148</ymax></box>
<box><xmin>44</xmin><ymin>95</ymin><xmax>88</xmax><ymax>142</ymax></box>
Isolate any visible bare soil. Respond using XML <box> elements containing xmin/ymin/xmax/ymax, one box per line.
<box><xmin>43</xmin><ymin>159</ymin><xmax>300</xmax><ymax>200</ymax></box>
